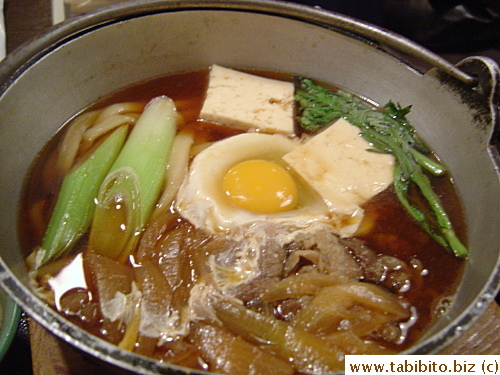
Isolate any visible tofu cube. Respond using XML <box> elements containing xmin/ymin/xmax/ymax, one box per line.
<box><xmin>200</xmin><ymin>65</ymin><xmax>294</xmax><ymax>134</ymax></box>
<box><xmin>283</xmin><ymin>118</ymin><xmax>394</xmax><ymax>227</ymax></box>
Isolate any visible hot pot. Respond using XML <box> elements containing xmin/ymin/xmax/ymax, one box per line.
<box><xmin>0</xmin><ymin>1</ymin><xmax>498</xmax><ymax>373</ymax></box>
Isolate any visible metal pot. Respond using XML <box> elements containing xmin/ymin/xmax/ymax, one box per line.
<box><xmin>0</xmin><ymin>1</ymin><xmax>498</xmax><ymax>373</ymax></box>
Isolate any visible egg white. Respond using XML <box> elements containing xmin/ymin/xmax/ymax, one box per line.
<box><xmin>175</xmin><ymin>133</ymin><xmax>332</xmax><ymax>236</ymax></box>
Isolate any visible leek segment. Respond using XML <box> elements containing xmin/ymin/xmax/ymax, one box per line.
<box><xmin>36</xmin><ymin>126</ymin><xmax>129</xmax><ymax>268</ymax></box>
<box><xmin>89</xmin><ymin>96</ymin><xmax>178</xmax><ymax>261</ymax></box>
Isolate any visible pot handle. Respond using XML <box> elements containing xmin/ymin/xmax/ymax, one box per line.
<box><xmin>319</xmin><ymin>14</ymin><xmax>480</xmax><ymax>86</ymax></box>
<box><xmin>341</xmin><ymin>22</ymin><xmax>499</xmax><ymax>141</ymax></box>
<box><xmin>453</xmin><ymin>56</ymin><xmax>500</xmax><ymax>146</ymax></box>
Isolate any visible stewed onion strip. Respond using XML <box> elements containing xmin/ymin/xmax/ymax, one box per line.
<box><xmin>192</xmin><ymin>322</ymin><xmax>294</xmax><ymax>375</ymax></box>
<box><xmin>292</xmin><ymin>282</ymin><xmax>410</xmax><ymax>337</ymax></box>
<box><xmin>260</xmin><ymin>272</ymin><xmax>349</xmax><ymax>302</ymax></box>
<box><xmin>211</xmin><ymin>296</ymin><xmax>345</xmax><ymax>374</ymax></box>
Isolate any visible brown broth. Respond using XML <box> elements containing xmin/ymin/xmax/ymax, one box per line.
<box><xmin>359</xmin><ymin>183</ymin><xmax>465</xmax><ymax>348</ymax></box>
<box><xmin>20</xmin><ymin>68</ymin><xmax>466</xmax><ymax>371</ymax></box>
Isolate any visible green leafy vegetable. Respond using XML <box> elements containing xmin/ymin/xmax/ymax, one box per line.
<box><xmin>294</xmin><ymin>77</ymin><xmax>467</xmax><ymax>258</ymax></box>
<box><xmin>36</xmin><ymin>126</ymin><xmax>128</xmax><ymax>268</ymax></box>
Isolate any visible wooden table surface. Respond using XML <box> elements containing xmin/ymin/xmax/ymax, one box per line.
<box><xmin>3</xmin><ymin>0</ymin><xmax>499</xmax><ymax>373</ymax></box>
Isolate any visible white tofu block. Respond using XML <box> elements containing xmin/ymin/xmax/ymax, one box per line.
<box><xmin>283</xmin><ymin>118</ymin><xmax>395</xmax><ymax>236</ymax></box>
<box><xmin>200</xmin><ymin>65</ymin><xmax>294</xmax><ymax>134</ymax></box>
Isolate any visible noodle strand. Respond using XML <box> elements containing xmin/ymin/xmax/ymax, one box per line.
<box><xmin>57</xmin><ymin>110</ymin><xmax>101</xmax><ymax>175</ymax></box>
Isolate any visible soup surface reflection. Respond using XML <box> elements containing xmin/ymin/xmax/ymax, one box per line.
<box><xmin>21</xmin><ymin>68</ymin><xmax>465</xmax><ymax>374</ymax></box>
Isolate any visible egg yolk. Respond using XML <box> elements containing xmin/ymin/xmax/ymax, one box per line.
<box><xmin>223</xmin><ymin>159</ymin><xmax>298</xmax><ymax>214</ymax></box>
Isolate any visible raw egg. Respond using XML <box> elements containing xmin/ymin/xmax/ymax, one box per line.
<box><xmin>223</xmin><ymin>159</ymin><xmax>298</xmax><ymax>214</ymax></box>
<box><xmin>175</xmin><ymin>133</ymin><xmax>330</xmax><ymax>235</ymax></box>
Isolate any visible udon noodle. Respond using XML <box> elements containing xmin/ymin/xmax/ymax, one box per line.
<box><xmin>21</xmin><ymin>68</ymin><xmax>466</xmax><ymax>374</ymax></box>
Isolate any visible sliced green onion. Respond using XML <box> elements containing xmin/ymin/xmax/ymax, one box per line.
<box><xmin>36</xmin><ymin>125</ymin><xmax>128</xmax><ymax>268</ymax></box>
<box><xmin>89</xmin><ymin>96</ymin><xmax>178</xmax><ymax>261</ymax></box>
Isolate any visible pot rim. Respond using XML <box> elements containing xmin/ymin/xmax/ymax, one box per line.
<box><xmin>0</xmin><ymin>1</ymin><xmax>499</xmax><ymax>373</ymax></box>
<box><xmin>0</xmin><ymin>0</ymin><xmax>481</xmax><ymax>88</ymax></box>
